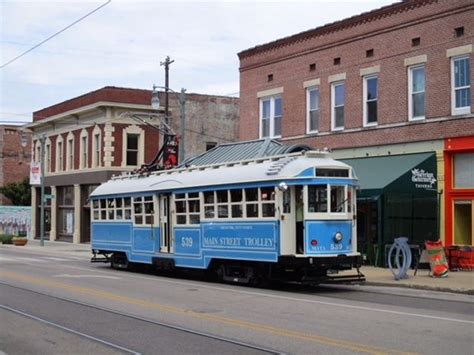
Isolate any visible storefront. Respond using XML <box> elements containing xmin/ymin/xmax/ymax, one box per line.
<box><xmin>445</xmin><ymin>136</ymin><xmax>474</xmax><ymax>246</ymax></box>
<box><xmin>343</xmin><ymin>152</ymin><xmax>439</xmax><ymax>266</ymax></box>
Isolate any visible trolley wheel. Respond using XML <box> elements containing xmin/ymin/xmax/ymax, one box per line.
<box><xmin>110</xmin><ymin>252</ymin><xmax>129</xmax><ymax>270</ymax></box>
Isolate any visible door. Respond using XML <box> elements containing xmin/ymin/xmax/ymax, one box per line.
<box><xmin>159</xmin><ymin>194</ymin><xmax>173</xmax><ymax>253</ymax></box>
<box><xmin>279</xmin><ymin>186</ymin><xmax>296</xmax><ymax>255</ymax></box>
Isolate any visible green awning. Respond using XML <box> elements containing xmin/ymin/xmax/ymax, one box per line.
<box><xmin>342</xmin><ymin>152</ymin><xmax>437</xmax><ymax>198</ymax></box>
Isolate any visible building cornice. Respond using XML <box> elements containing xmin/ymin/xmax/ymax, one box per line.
<box><xmin>24</xmin><ymin>101</ymin><xmax>158</xmax><ymax>130</ymax></box>
<box><xmin>239</xmin><ymin>1</ymin><xmax>472</xmax><ymax>72</ymax></box>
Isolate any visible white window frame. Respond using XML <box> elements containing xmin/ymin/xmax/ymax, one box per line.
<box><xmin>259</xmin><ymin>96</ymin><xmax>282</xmax><ymax>139</ymax></box>
<box><xmin>363</xmin><ymin>75</ymin><xmax>378</xmax><ymax>127</ymax></box>
<box><xmin>35</xmin><ymin>141</ymin><xmax>41</xmax><ymax>163</ymax></box>
<box><xmin>331</xmin><ymin>81</ymin><xmax>345</xmax><ymax>131</ymax></box>
<box><xmin>80</xmin><ymin>129</ymin><xmax>89</xmax><ymax>169</ymax></box>
<box><xmin>56</xmin><ymin>136</ymin><xmax>64</xmax><ymax>172</ymax></box>
<box><xmin>451</xmin><ymin>55</ymin><xmax>471</xmax><ymax>116</ymax></box>
<box><xmin>306</xmin><ymin>87</ymin><xmax>320</xmax><ymax>134</ymax></box>
<box><xmin>45</xmin><ymin>139</ymin><xmax>51</xmax><ymax>173</ymax></box>
<box><xmin>92</xmin><ymin>127</ymin><xmax>101</xmax><ymax>168</ymax></box>
<box><xmin>66</xmin><ymin>132</ymin><xmax>75</xmax><ymax>171</ymax></box>
<box><xmin>408</xmin><ymin>64</ymin><xmax>426</xmax><ymax>121</ymax></box>
<box><xmin>122</xmin><ymin>125</ymin><xmax>145</xmax><ymax>167</ymax></box>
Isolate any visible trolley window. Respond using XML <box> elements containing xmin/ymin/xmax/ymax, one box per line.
<box><xmin>308</xmin><ymin>185</ymin><xmax>328</xmax><ymax>213</ymax></box>
<box><xmin>92</xmin><ymin>197</ymin><xmax>132</xmax><ymax>222</ymax></box>
<box><xmin>133</xmin><ymin>196</ymin><xmax>155</xmax><ymax>225</ymax></box>
<box><xmin>202</xmin><ymin>187</ymin><xmax>277</xmax><ymax>220</ymax></box>
<box><xmin>174</xmin><ymin>193</ymin><xmax>201</xmax><ymax>225</ymax></box>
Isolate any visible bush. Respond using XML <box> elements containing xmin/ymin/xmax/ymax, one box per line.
<box><xmin>0</xmin><ymin>235</ymin><xmax>14</xmax><ymax>244</ymax></box>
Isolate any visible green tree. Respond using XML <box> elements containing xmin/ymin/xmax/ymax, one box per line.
<box><xmin>0</xmin><ymin>177</ymin><xmax>31</xmax><ymax>206</ymax></box>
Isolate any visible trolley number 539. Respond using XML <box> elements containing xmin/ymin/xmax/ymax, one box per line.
<box><xmin>181</xmin><ymin>237</ymin><xmax>193</xmax><ymax>248</ymax></box>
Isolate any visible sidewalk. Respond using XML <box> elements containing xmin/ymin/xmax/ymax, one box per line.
<box><xmin>3</xmin><ymin>240</ymin><xmax>473</xmax><ymax>295</ymax></box>
<box><xmin>360</xmin><ymin>265</ymin><xmax>474</xmax><ymax>295</ymax></box>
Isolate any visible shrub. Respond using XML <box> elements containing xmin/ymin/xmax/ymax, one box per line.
<box><xmin>0</xmin><ymin>234</ymin><xmax>14</xmax><ymax>244</ymax></box>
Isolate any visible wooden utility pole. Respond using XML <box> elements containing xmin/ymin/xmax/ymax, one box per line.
<box><xmin>160</xmin><ymin>56</ymin><xmax>174</xmax><ymax>124</ymax></box>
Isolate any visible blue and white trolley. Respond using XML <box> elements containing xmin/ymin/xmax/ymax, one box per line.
<box><xmin>90</xmin><ymin>150</ymin><xmax>364</xmax><ymax>284</ymax></box>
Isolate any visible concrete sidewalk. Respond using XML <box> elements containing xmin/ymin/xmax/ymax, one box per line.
<box><xmin>360</xmin><ymin>265</ymin><xmax>474</xmax><ymax>295</ymax></box>
<box><xmin>3</xmin><ymin>240</ymin><xmax>474</xmax><ymax>295</ymax></box>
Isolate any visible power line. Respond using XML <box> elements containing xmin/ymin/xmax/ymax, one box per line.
<box><xmin>0</xmin><ymin>0</ymin><xmax>111</xmax><ymax>69</ymax></box>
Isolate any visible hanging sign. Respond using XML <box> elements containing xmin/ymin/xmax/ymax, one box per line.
<box><xmin>30</xmin><ymin>161</ymin><xmax>41</xmax><ymax>185</ymax></box>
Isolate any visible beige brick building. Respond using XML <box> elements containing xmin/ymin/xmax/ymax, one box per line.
<box><xmin>25</xmin><ymin>86</ymin><xmax>239</xmax><ymax>243</ymax></box>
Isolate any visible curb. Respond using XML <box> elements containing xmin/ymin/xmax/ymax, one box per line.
<box><xmin>364</xmin><ymin>281</ymin><xmax>474</xmax><ymax>295</ymax></box>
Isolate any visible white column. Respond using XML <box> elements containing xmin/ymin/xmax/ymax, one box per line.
<box><xmin>50</xmin><ymin>186</ymin><xmax>57</xmax><ymax>241</ymax></box>
<box><xmin>73</xmin><ymin>184</ymin><xmax>81</xmax><ymax>244</ymax></box>
<box><xmin>30</xmin><ymin>187</ymin><xmax>37</xmax><ymax>239</ymax></box>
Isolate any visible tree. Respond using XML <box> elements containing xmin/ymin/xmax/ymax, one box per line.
<box><xmin>0</xmin><ymin>177</ymin><xmax>31</xmax><ymax>206</ymax></box>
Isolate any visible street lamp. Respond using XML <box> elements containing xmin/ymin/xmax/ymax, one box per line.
<box><xmin>151</xmin><ymin>84</ymin><xmax>187</xmax><ymax>163</ymax></box>
<box><xmin>38</xmin><ymin>134</ymin><xmax>46</xmax><ymax>247</ymax></box>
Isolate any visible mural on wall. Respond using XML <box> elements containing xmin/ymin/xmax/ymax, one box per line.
<box><xmin>0</xmin><ymin>206</ymin><xmax>31</xmax><ymax>236</ymax></box>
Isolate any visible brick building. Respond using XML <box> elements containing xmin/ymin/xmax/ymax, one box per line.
<box><xmin>25</xmin><ymin>86</ymin><xmax>239</xmax><ymax>243</ymax></box>
<box><xmin>0</xmin><ymin>125</ymin><xmax>32</xmax><ymax>205</ymax></box>
<box><xmin>238</xmin><ymin>0</ymin><xmax>473</xmax><ymax>260</ymax></box>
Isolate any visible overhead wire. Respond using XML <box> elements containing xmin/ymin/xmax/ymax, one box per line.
<box><xmin>0</xmin><ymin>0</ymin><xmax>111</xmax><ymax>69</ymax></box>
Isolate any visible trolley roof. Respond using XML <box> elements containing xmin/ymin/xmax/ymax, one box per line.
<box><xmin>90</xmin><ymin>151</ymin><xmax>355</xmax><ymax>198</ymax></box>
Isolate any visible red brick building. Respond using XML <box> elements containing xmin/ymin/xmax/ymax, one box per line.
<box><xmin>238</xmin><ymin>0</ymin><xmax>473</xmax><ymax>256</ymax></box>
<box><xmin>0</xmin><ymin>125</ymin><xmax>31</xmax><ymax>205</ymax></box>
<box><xmin>25</xmin><ymin>86</ymin><xmax>239</xmax><ymax>243</ymax></box>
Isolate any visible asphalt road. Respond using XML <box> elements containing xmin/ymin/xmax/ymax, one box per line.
<box><xmin>1</xmin><ymin>247</ymin><xmax>473</xmax><ymax>355</ymax></box>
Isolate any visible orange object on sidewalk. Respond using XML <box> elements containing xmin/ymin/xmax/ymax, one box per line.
<box><xmin>425</xmin><ymin>240</ymin><xmax>449</xmax><ymax>278</ymax></box>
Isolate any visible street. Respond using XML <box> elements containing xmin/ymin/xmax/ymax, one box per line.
<box><xmin>1</xmin><ymin>246</ymin><xmax>473</xmax><ymax>355</ymax></box>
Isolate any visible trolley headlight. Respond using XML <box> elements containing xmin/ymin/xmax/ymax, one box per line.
<box><xmin>278</xmin><ymin>182</ymin><xmax>288</xmax><ymax>192</ymax></box>
<box><xmin>334</xmin><ymin>232</ymin><xmax>343</xmax><ymax>243</ymax></box>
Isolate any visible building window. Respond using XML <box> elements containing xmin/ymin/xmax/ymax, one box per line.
<box><xmin>451</xmin><ymin>56</ymin><xmax>471</xmax><ymax>115</ymax></box>
<box><xmin>45</xmin><ymin>143</ymin><xmax>51</xmax><ymax>173</ymax></box>
<box><xmin>35</xmin><ymin>143</ymin><xmax>41</xmax><ymax>163</ymax></box>
<box><xmin>126</xmin><ymin>134</ymin><xmax>139</xmax><ymax>166</ymax></box>
<box><xmin>331</xmin><ymin>82</ymin><xmax>345</xmax><ymax>130</ymax></box>
<box><xmin>93</xmin><ymin>133</ymin><xmax>101</xmax><ymax>167</ymax></box>
<box><xmin>408</xmin><ymin>65</ymin><xmax>425</xmax><ymax>120</ymax></box>
<box><xmin>454</xmin><ymin>153</ymin><xmax>474</xmax><ymax>188</ymax></box>
<box><xmin>363</xmin><ymin>75</ymin><xmax>378</xmax><ymax>126</ymax></box>
<box><xmin>66</xmin><ymin>135</ymin><xmax>74</xmax><ymax>170</ymax></box>
<box><xmin>306</xmin><ymin>87</ymin><xmax>320</xmax><ymax>133</ymax></box>
<box><xmin>411</xmin><ymin>37</ymin><xmax>421</xmax><ymax>47</ymax></box>
<box><xmin>80</xmin><ymin>134</ymin><xmax>88</xmax><ymax>169</ymax></box>
<box><xmin>56</xmin><ymin>139</ymin><xmax>63</xmax><ymax>172</ymax></box>
<box><xmin>454</xmin><ymin>27</ymin><xmax>464</xmax><ymax>38</ymax></box>
<box><xmin>260</xmin><ymin>96</ymin><xmax>282</xmax><ymax>138</ymax></box>
<box><xmin>206</xmin><ymin>142</ymin><xmax>217</xmax><ymax>151</ymax></box>
<box><xmin>58</xmin><ymin>186</ymin><xmax>74</xmax><ymax>238</ymax></box>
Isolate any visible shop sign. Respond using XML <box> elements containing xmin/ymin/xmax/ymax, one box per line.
<box><xmin>411</xmin><ymin>168</ymin><xmax>437</xmax><ymax>190</ymax></box>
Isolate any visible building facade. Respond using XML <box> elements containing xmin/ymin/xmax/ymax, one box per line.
<box><xmin>238</xmin><ymin>0</ymin><xmax>473</xmax><ymax>259</ymax></box>
<box><xmin>26</xmin><ymin>86</ymin><xmax>239</xmax><ymax>243</ymax></box>
<box><xmin>0</xmin><ymin>125</ymin><xmax>32</xmax><ymax>205</ymax></box>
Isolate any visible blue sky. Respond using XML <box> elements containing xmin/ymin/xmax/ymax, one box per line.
<box><xmin>1</xmin><ymin>0</ymin><xmax>395</xmax><ymax>125</ymax></box>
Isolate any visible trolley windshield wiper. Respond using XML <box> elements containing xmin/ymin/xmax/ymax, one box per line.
<box><xmin>334</xmin><ymin>197</ymin><xmax>350</xmax><ymax>212</ymax></box>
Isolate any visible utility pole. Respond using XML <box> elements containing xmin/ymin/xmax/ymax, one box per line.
<box><xmin>160</xmin><ymin>56</ymin><xmax>174</xmax><ymax>124</ymax></box>
<box><xmin>179</xmin><ymin>88</ymin><xmax>186</xmax><ymax>163</ymax></box>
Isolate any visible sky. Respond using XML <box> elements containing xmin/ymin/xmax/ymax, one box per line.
<box><xmin>1</xmin><ymin>0</ymin><xmax>396</xmax><ymax>125</ymax></box>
